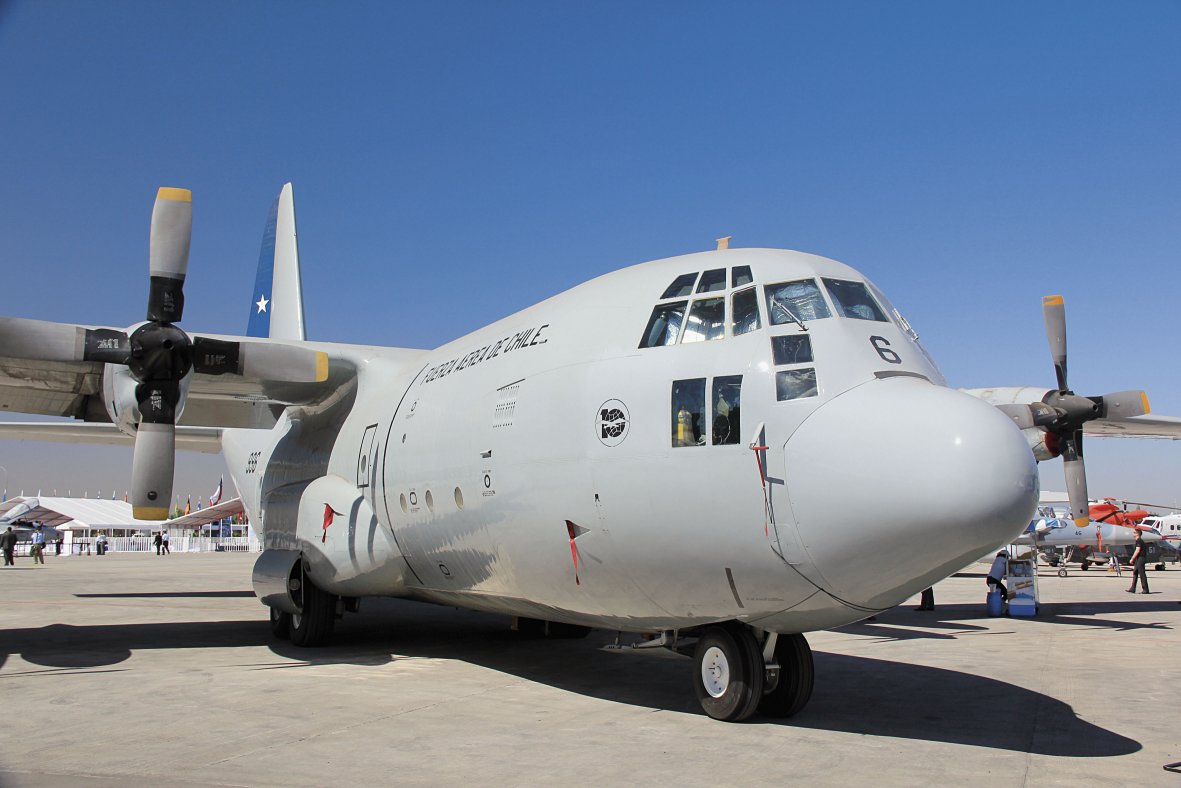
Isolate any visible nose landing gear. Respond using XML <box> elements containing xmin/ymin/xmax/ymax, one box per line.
<box><xmin>690</xmin><ymin>623</ymin><xmax>814</xmax><ymax>722</ymax></box>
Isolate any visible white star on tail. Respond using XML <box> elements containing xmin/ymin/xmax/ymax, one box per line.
<box><xmin>256</xmin><ymin>294</ymin><xmax>269</xmax><ymax>313</ymax></box>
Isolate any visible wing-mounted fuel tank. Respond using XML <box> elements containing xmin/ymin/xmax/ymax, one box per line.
<box><xmin>291</xmin><ymin>474</ymin><xmax>411</xmax><ymax>597</ymax></box>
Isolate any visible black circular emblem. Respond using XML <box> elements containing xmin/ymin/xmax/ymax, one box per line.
<box><xmin>595</xmin><ymin>399</ymin><xmax>630</xmax><ymax>447</ymax></box>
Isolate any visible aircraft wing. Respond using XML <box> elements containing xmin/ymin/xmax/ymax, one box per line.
<box><xmin>0</xmin><ymin>318</ymin><xmax>358</xmax><ymax>431</ymax></box>
<box><xmin>1083</xmin><ymin>415</ymin><xmax>1181</xmax><ymax>439</ymax></box>
<box><xmin>0</xmin><ymin>422</ymin><xmax>222</xmax><ymax>453</ymax></box>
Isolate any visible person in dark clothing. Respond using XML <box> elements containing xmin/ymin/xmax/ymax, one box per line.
<box><xmin>153</xmin><ymin>532</ymin><xmax>163</xmax><ymax>555</ymax></box>
<box><xmin>0</xmin><ymin>526</ymin><xmax>16</xmax><ymax>566</ymax></box>
<box><xmin>914</xmin><ymin>587</ymin><xmax>935</xmax><ymax>611</ymax></box>
<box><xmin>1127</xmin><ymin>532</ymin><xmax>1150</xmax><ymax>593</ymax></box>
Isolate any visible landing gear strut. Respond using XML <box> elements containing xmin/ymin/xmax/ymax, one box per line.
<box><xmin>691</xmin><ymin>623</ymin><xmax>813</xmax><ymax>722</ymax></box>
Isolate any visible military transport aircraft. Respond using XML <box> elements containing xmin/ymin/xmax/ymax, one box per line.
<box><xmin>3</xmin><ymin>185</ymin><xmax>1181</xmax><ymax>722</ymax></box>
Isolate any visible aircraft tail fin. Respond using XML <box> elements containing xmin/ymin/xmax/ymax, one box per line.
<box><xmin>247</xmin><ymin>183</ymin><xmax>306</xmax><ymax>340</ymax></box>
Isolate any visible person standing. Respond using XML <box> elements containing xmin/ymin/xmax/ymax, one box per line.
<box><xmin>30</xmin><ymin>524</ymin><xmax>46</xmax><ymax>565</ymax></box>
<box><xmin>161</xmin><ymin>530</ymin><xmax>170</xmax><ymax>555</ymax></box>
<box><xmin>0</xmin><ymin>526</ymin><xmax>16</xmax><ymax>566</ymax></box>
<box><xmin>914</xmin><ymin>587</ymin><xmax>935</xmax><ymax>611</ymax></box>
<box><xmin>986</xmin><ymin>551</ymin><xmax>1008</xmax><ymax>600</ymax></box>
<box><xmin>1127</xmin><ymin>531</ymin><xmax>1150</xmax><ymax>594</ymax></box>
<box><xmin>153</xmin><ymin>531</ymin><xmax>162</xmax><ymax>555</ymax></box>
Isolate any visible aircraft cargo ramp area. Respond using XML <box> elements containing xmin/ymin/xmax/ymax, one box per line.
<box><xmin>1</xmin><ymin>553</ymin><xmax>1178</xmax><ymax>787</ymax></box>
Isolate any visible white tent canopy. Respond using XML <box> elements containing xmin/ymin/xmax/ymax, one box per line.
<box><xmin>0</xmin><ymin>496</ymin><xmax>160</xmax><ymax>531</ymax></box>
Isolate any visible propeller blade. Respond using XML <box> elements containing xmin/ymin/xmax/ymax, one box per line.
<box><xmin>192</xmin><ymin>336</ymin><xmax>329</xmax><ymax>383</ymax></box>
<box><xmin>147</xmin><ymin>187</ymin><xmax>192</xmax><ymax>324</ymax></box>
<box><xmin>1094</xmin><ymin>390</ymin><xmax>1150</xmax><ymax>419</ymax></box>
<box><xmin>1042</xmin><ymin>294</ymin><xmax>1068</xmax><ymax>391</ymax></box>
<box><xmin>130</xmin><ymin>422</ymin><xmax>174</xmax><ymax>520</ymax></box>
<box><xmin>0</xmin><ymin>317</ymin><xmax>131</xmax><ymax>365</ymax></box>
<box><xmin>130</xmin><ymin>381</ymin><xmax>180</xmax><ymax>520</ymax></box>
<box><xmin>1060</xmin><ymin>429</ymin><xmax>1090</xmax><ymax>528</ymax></box>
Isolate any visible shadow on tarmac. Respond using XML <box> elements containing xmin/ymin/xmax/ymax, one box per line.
<box><xmin>0</xmin><ymin>597</ymin><xmax>1141</xmax><ymax>757</ymax></box>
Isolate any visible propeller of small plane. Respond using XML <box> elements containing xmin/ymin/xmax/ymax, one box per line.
<box><xmin>0</xmin><ymin>187</ymin><xmax>327</xmax><ymax>519</ymax></box>
<box><xmin>999</xmin><ymin>295</ymin><xmax>1150</xmax><ymax>529</ymax></box>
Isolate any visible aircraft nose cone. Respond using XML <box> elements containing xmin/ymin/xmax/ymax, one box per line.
<box><xmin>782</xmin><ymin>378</ymin><xmax>1038</xmax><ymax>609</ymax></box>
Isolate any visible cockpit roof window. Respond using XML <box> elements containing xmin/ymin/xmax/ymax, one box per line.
<box><xmin>696</xmin><ymin>268</ymin><xmax>727</xmax><ymax>294</ymax></box>
<box><xmin>823</xmin><ymin>278</ymin><xmax>888</xmax><ymax>322</ymax></box>
<box><xmin>765</xmin><ymin>279</ymin><xmax>832</xmax><ymax>325</ymax></box>
<box><xmin>661</xmin><ymin>273</ymin><xmax>698</xmax><ymax>300</ymax></box>
<box><xmin>732</xmin><ymin>265</ymin><xmax>753</xmax><ymax>288</ymax></box>
<box><xmin>639</xmin><ymin>301</ymin><xmax>687</xmax><ymax>348</ymax></box>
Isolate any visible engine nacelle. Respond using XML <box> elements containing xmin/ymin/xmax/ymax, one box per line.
<box><xmin>1022</xmin><ymin>426</ymin><xmax>1060</xmax><ymax>462</ymax></box>
<box><xmin>101</xmin><ymin>362</ymin><xmax>192</xmax><ymax>435</ymax></box>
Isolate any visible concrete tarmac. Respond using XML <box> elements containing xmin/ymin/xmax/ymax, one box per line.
<box><xmin>0</xmin><ymin>552</ymin><xmax>1178</xmax><ymax>787</ymax></box>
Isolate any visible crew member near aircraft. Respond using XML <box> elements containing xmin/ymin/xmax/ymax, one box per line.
<box><xmin>0</xmin><ymin>526</ymin><xmax>16</xmax><ymax>566</ymax></box>
<box><xmin>1127</xmin><ymin>531</ymin><xmax>1150</xmax><ymax>594</ymax></box>
<box><xmin>30</xmin><ymin>524</ymin><xmax>46</xmax><ymax>565</ymax></box>
<box><xmin>986</xmin><ymin>551</ymin><xmax>1008</xmax><ymax>600</ymax></box>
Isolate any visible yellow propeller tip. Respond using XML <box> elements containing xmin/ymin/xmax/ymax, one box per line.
<box><xmin>1141</xmin><ymin>391</ymin><xmax>1151</xmax><ymax>414</ymax></box>
<box><xmin>1043</xmin><ymin>295</ymin><xmax>1064</xmax><ymax>306</ymax></box>
<box><xmin>315</xmin><ymin>351</ymin><xmax>329</xmax><ymax>382</ymax></box>
<box><xmin>1074</xmin><ymin>516</ymin><xmax>1090</xmax><ymax>529</ymax></box>
<box><xmin>156</xmin><ymin>187</ymin><xmax>192</xmax><ymax>203</ymax></box>
<box><xmin>134</xmin><ymin>506</ymin><xmax>169</xmax><ymax>520</ymax></box>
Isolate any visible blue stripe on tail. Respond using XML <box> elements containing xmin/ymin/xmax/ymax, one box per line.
<box><xmin>246</xmin><ymin>194</ymin><xmax>280</xmax><ymax>337</ymax></box>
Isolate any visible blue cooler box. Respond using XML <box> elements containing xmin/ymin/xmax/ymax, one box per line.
<box><xmin>986</xmin><ymin>590</ymin><xmax>1005</xmax><ymax>616</ymax></box>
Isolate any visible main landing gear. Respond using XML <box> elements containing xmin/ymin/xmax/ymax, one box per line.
<box><xmin>269</xmin><ymin>566</ymin><xmax>340</xmax><ymax>647</ymax></box>
<box><xmin>690</xmin><ymin>623</ymin><xmax>814</xmax><ymax>722</ymax></box>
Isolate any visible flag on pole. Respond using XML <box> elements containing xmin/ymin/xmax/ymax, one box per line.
<box><xmin>209</xmin><ymin>477</ymin><xmax>224</xmax><ymax>506</ymax></box>
<box><xmin>184</xmin><ymin>496</ymin><xmax>191</xmax><ymax>516</ymax></box>
<box><xmin>197</xmin><ymin>497</ymin><xmax>203</xmax><ymax>511</ymax></box>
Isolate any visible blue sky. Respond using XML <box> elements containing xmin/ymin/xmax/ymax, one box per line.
<box><xmin>1</xmin><ymin>1</ymin><xmax>1179</xmax><ymax>506</ymax></box>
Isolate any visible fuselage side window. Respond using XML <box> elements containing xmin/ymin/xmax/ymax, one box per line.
<box><xmin>697</xmin><ymin>268</ymin><xmax>727</xmax><ymax>294</ymax></box>
<box><xmin>771</xmin><ymin>335</ymin><xmax>813</xmax><ymax>365</ymax></box>
<box><xmin>681</xmin><ymin>297</ymin><xmax>725</xmax><ymax>343</ymax></box>
<box><xmin>671</xmin><ymin>378</ymin><xmax>707</xmax><ymax>447</ymax></box>
<box><xmin>731</xmin><ymin>287</ymin><xmax>761</xmax><ymax>336</ymax></box>
<box><xmin>823</xmin><ymin>278</ymin><xmax>889</xmax><ymax>322</ymax></box>
<box><xmin>712</xmin><ymin>375</ymin><xmax>742</xmax><ymax>445</ymax></box>
<box><xmin>732</xmin><ymin>265</ymin><xmax>753</xmax><ymax>288</ymax></box>
<box><xmin>661</xmin><ymin>273</ymin><xmax>699</xmax><ymax>299</ymax></box>
<box><xmin>765</xmin><ymin>279</ymin><xmax>832</xmax><ymax>325</ymax></box>
<box><xmin>640</xmin><ymin>301</ymin><xmax>687</xmax><ymax>348</ymax></box>
<box><xmin>776</xmin><ymin>368</ymin><xmax>818</xmax><ymax>401</ymax></box>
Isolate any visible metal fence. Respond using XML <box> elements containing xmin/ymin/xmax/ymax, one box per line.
<box><xmin>70</xmin><ymin>535</ymin><xmax>261</xmax><ymax>554</ymax></box>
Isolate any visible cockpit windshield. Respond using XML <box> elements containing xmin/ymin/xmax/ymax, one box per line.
<box><xmin>764</xmin><ymin>279</ymin><xmax>831</xmax><ymax>326</ymax></box>
<box><xmin>822</xmin><ymin>278</ymin><xmax>888</xmax><ymax>322</ymax></box>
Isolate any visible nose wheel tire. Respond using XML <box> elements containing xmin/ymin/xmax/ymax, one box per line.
<box><xmin>269</xmin><ymin>606</ymin><xmax>291</xmax><ymax>640</ymax></box>
<box><xmin>692</xmin><ymin>624</ymin><xmax>764</xmax><ymax>722</ymax></box>
<box><xmin>289</xmin><ymin>576</ymin><xmax>338</xmax><ymax>647</ymax></box>
<box><xmin>758</xmin><ymin>633</ymin><xmax>814</xmax><ymax>718</ymax></box>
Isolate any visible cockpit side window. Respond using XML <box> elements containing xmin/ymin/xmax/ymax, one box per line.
<box><xmin>671</xmin><ymin>378</ymin><xmax>706</xmax><ymax>447</ymax></box>
<box><xmin>696</xmin><ymin>268</ymin><xmax>727</xmax><ymax>294</ymax></box>
<box><xmin>681</xmin><ymin>297</ymin><xmax>725</xmax><ymax>343</ymax></box>
<box><xmin>731</xmin><ymin>287</ymin><xmax>760</xmax><ymax>336</ymax></box>
<box><xmin>639</xmin><ymin>301</ymin><xmax>687</xmax><ymax>348</ymax></box>
<box><xmin>712</xmin><ymin>375</ymin><xmax>742</xmax><ymax>445</ymax></box>
<box><xmin>731</xmin><ymin>265</ymin><xmax>753</xmax><ymax>288</ymax></box>
<box><xmin>776</xmin><ymin>369</ymin><xmax>818</xmax><ymax>401</ymax></box>
<box><xmin>822</xmin><ymin>278</ymin><xmax>888</xmax><ymax>322</ymax></box>
<box><xmin>764</xmin><ymin>279</ymin><xmax>831</xmax><ymax>325</ymax></box>
<box><xmin>661</xmin><ymin>273</ymin><xmax>699</xmax><ymax>299</ymax></box>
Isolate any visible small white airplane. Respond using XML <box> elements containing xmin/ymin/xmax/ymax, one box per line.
<box><xmin>3</xmin><ymin>184</ymin><xmax>1181</xmax><ymax>721</ymax></box>
<box><xmin>1017</xmin><ymin>512</ymin><xmax>1162</xmax><ymax>576</ymax></box>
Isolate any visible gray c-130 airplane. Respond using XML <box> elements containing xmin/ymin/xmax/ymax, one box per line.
<box><xmin>3</xmin><ymin>184</ymin><xmax>1180</xmax><ymax>721</ymax></box>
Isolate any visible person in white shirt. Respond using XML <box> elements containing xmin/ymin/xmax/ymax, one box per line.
<box><xmin>986</xmin><ymin>551</ymin><xmax>1008</xmax><ymax>600</ymax></box>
